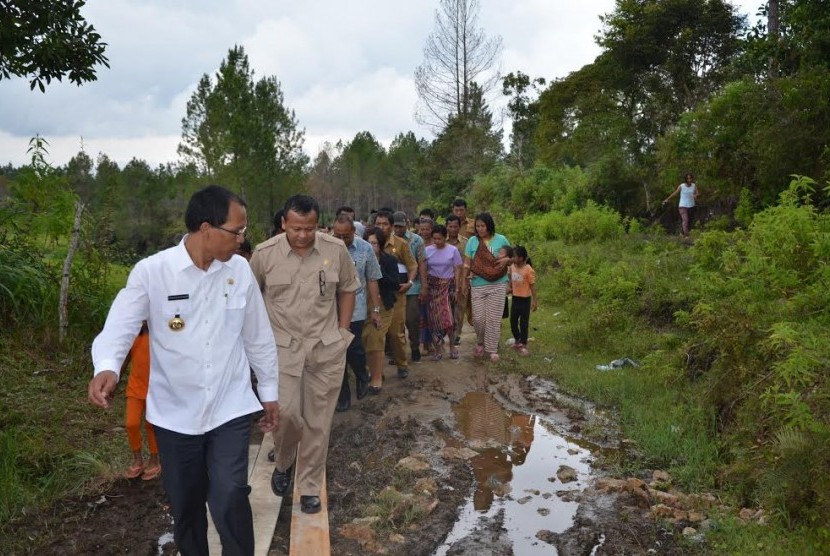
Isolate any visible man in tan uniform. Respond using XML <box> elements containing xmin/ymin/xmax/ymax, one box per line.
<box><xmin>250</xmin><ymin>194</ymin><xmax>359</xmax><ymax>514</ymax></box>
<box><xmin>452</xmin><ymin>198</ymin><xmax>476</xmax><ymax>239</ymax></box>
<box><xmin>373</xmin><ymin>210</ymin><xmax>417</xmax><ymax>378</ymax></box>
<box><xmin>446</xmin><ymin>214</ymin><xmax>469</xmax><ymax>344</ymax></box>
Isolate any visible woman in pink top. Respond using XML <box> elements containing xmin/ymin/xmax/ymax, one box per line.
<box><xmin>421</xmin><ymin>224</ymin><xmax>463</xmax><ymax>359</ymax></box>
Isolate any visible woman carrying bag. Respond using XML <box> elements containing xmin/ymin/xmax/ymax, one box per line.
<box><xmin>459</xmin><ymin>212</ymin><xmax>511</xmax><ymax>362</ymax></box>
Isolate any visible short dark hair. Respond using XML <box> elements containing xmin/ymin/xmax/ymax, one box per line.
<box><xmin>475</xmin><ymin>212</ymin><xmax>496</xmax><ymax>236</ymax></box>
<box><xmin>375</xmin><ymin>210</ymin><xmax>393</xmax><ymax>225</ymax></box>
<box><xmin>419</xmin><ymin>208</ymin><xmax>436</xmax><ymax>219</ymax></box>
<box><xmin>336</xmin><ymin>206</ymin><xmax>355</xmax><ymax>217</ymax></box>
<box><xmin>446</xmin><ymin>214</ymin><xmax>461</xmax><ymax>225</ymax></box>
<box><xmin>284</xmin><ymin>194</ymin><xmax>319</xmax><ymax>220</ymax></box>
<box><xmin>452</xmin><ymin>199</ymin><xmax>467</xmax><ymax>208</ymax></box>
<box><xmin>334</xmin><ymin>213</ymin><xmax>355</xmax><ymax>228</ymax></box>
<box><xmin>432</xmin><ymin>224</ymin><xmax>447</xmax><ymax>237</ymax></box>
<box><xmin>184</xmin><ymin>185</ymin><xmax>245</xmax><ymax>233</ymax></box>
<box><xmin>272</xmin><ymin>208</ymin><xmax>285</xmax><ymax>232</ymax></box>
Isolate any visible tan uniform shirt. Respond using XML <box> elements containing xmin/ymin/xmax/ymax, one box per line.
<box><xmin>384</xmin><ymin>233</ymin><xmax>417</xmax><ymax>277</ymax></box>
<box><xmin>250</xmin><ymin>232</ymin><xmax>360</xmax><ymax>352</ymax></box>
<box><xmin>448</xmin><ymin>234</ymin><xmax>468</xmax><ymax>258</ymax></box>
<box><xmin>462</xmin><ymin>217</ymin><xmax>476</xmax><ymax>239</ymax></box>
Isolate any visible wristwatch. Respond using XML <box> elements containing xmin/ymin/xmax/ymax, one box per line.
<box><xmin>372</xmin><ymin>306</ymin><xmax>381</xmax><ymax>313</ymax></box>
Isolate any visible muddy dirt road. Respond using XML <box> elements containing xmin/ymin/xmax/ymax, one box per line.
<box><xmin>6</xmin><ymin>337</ymin><xmax>690</xmax><ymax>555</ymax></box>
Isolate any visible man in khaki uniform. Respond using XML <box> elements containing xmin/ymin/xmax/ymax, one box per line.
<box><xmin>452</xmin><ymin>198</ymin><xmax>476</xmax><ymax>239</ymax></box>
<box><xmin>250</xmin><ymin>194</ymin><xmax>359</xmax><ymax>514</ymax></box>
<box><xmin>374</xmin><ymin>210</ymin><xmax>417</xmax><ymax>378</ymax></box>
<box><xmin>446</xmin><ymin>214</ymin><xmax>469</xmax><ymax>344</ymax></box>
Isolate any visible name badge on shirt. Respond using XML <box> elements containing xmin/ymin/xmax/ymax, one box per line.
<box><xmin>167</xmin><ymin>294</ymin><xmax>189</xmax><ymax>331</ymax></box>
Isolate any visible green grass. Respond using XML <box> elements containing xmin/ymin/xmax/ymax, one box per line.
<box><xmin>0</xmin><ymin>333</ymin><xmax>127</xmax><ymax>530</ymax></box>
<box><xmin>501</xmin><ymin>232</ymin><xmax>830</xmax><ymax>553</ymax></box>
<box><xmin>704</xmin><ymin>514</ymin><xmax>830</xmax><ymax>555</ymax></box>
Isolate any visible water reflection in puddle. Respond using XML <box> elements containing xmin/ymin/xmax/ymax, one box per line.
<box><xmin>435</xmin><ymin>391</ymin><xmax>594</xmax><ymax>555</ymax></box>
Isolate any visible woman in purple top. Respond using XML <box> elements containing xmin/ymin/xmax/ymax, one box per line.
<box><xmin>421</xmin><ymin>224</ymin><xmax>463</xmax><ymax>359</ymax></box>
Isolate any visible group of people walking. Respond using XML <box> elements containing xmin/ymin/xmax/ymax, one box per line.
<box><xmin>87</xmin><ymin>186</ymin><xmax>539</xmax><ymax>556</ymax></box>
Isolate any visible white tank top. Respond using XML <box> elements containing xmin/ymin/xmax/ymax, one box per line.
<box><xmin>679</xmin><ymin>183</ymin><xmax>696</xmax><ymax>208</ymax></box>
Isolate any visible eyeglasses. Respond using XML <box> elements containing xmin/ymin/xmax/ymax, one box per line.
<box><xmin>214</xmin><ymin>225</ymin><xmax>247</xmax><ymax>238</ymax></box>
<box><xmin>318</xmin><ymin>270</ymin><xmax>326</xmax><ymax>296</ymax></box>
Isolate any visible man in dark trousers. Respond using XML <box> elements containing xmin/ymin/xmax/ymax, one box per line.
<box><xmin>331</xmin><ymin>213</ymin><xmax>383</xmax><ymax>411</ymax></box>
<box><xmin>89</xmin><ymin>185</ymin><xmax>280</xmax><ymax>556</ymax></box>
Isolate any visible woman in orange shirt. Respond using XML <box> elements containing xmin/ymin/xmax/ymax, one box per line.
<box><xmin>124</xmin><ymin>322</ymin><xmax>161</xmax><ymax>480</ymax></box>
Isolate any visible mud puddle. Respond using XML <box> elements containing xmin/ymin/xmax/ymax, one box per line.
<box><xmin>437</xmin><ymin>391</ymin><xmax>597</xmax><ymax>555</ymax></box>
<box><xmin>3</xmin><ymin>347</ymin><xmax>684</xmax><ymax>555</ymax></box>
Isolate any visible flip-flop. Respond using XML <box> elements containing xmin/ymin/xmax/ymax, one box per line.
<box><xmin>125</xmin><ymin>464</ymin><xmax>144</xmax><ymax>479</ymax></box>
<box><xmin>141</xmin><ymin>465</ymin><xmax>161</xmax><ymax>481</ymax></box>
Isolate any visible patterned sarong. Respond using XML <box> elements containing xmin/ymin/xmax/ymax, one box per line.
<box><xmin>427</xmin><ymin>275</ymin><xmax>454</xmax><ymax>343</ymax></box>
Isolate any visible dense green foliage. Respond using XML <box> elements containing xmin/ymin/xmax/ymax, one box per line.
<box><xmin>0</xmin><ymin>0</ymin><xmax>109</xmax><ymax>91</ymax></box>
<box><xmin>178</xmin><ymin>46</ymin><xmax>308</xmax><ymax>229</ymax></box>
<box><xmin>499</xmin><ymin>176</ymin><xmax>830</xmax><ymax>534</ymax></box>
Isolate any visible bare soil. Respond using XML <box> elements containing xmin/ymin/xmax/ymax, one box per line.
<box><xmin>3</xmin><ymin>343</ymin><xmax>688</xmax><ymax>555</ymax></box>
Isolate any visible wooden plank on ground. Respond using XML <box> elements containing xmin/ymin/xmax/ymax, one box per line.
<box><xmin>207</xmin><ymin>434</ymin><xmax>282</xmax><ymax>555</ymax></box>
<box><xmin>288</xmin><ymin>468</ymin><xmax>330</xmax><ymax>556</ymax></box>
<box><xmin>250</xmin><ymin>433</ymin><xmax>280</xmax><ymax>553</ymax></box>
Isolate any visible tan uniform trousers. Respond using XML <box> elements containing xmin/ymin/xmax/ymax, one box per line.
<box><xmin>272</xmin><ymin>332</ymin><xmax>351</xmax><ymax>495</ymax></box>
<box><xmin>453</xmin><ymin>289</ymin><xmax>468</xmax><ymax>338</ymax></box>
<box><xmin>386</xmin><ymin>291</ymin><xmax>408</xmax><ymax>367</ymax></box>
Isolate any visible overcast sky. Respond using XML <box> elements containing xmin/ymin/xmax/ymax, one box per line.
<box><xmin>0</xmin><ymin>0</ymin><xmax>761</xmax><ymax>169</ymax></box>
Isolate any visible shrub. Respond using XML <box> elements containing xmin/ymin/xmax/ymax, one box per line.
<box><xmin>678</xmin><ymin>177</ymin><xmax>830</xmax><ymax>524</ymax></box>
<box><xmin>557</xmin><ymin>202</ymin><xmax>625</xmax><ymax>243</ymax></box>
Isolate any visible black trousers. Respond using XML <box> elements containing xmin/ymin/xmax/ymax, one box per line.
<box><xmin>405</xmin><ymin>295</ymin><xmax>421</xmax><ymax>351</ymax></box>
<box><xmin>510</xmin><ymin>296</ymin><xmax>531</xmax><ymax>345</ymax></box>
<box><xmin>154</xmin><ymin>415</ymin><xmax>253</xmax><ymax>556</ymax></box>
<box><xmin>339</xmin><ymin>319</ymin><xmax>369</xmax><ymax>404</ymax></box>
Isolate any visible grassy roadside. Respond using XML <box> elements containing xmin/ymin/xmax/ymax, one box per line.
<box><xmin>508</xmin><ymin>235</ymin><xmax>829</xmax><ymax>553</ymax></box>
<box><xmin>0</xmin><ymin>334</ymin><xmax>127</xmax><ymax>532</ymax></box>
<box><xmin>0</xmin><ymin>255</ymin><xmax>132</xmax><ymax>550</ymax></box>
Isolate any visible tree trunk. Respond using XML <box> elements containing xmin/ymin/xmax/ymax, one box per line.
<box><xmin>768</xmin><ymin>0</ymin><xmax>779</xmax><ymax>37</ymax></box>
<box><xmin>643</xmin><ymin>180</ymin><xmax>653</xmax><ymax>217</ymax></box>
<box><xmin>59</xmin><ymin>201</ymin><xmax>84</xmax><ymax>343</ymax></box>
<box><xmin>768</xmin><ymin>0</ymin><xmax>780</xmax><ymax>77</ymax></box>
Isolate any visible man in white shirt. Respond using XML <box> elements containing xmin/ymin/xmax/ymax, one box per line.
<box><xmin>88</xmin><ymin>185</ymin><xmax>279</xmax><ymax>556</ymax></box>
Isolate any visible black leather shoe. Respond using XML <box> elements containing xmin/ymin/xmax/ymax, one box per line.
<box><xmin>335</xmin><ymin>397</ymin><xmax>350</xmax><ymax>412</ymax></box>
<box><xmin>411</xmin><ymin>347</ymin><xmax>421</xmax><ymax>362</ymax></box>
<box><xmin>397</xmin><ymin>367</ymin><xmax>409</xmax><ymax>379</ymax></box>
<box><xmin>367</xmin><ymin>385</ymin><xmax>382</xmax><ymax>395</ymax></box>
<box><xmin>271</xmin><ymin>464</ymin><xmax>293</xmax><ymax>497</ymax></box>
<box><xmin>356</xmin><ymin>379</ymin><xmax>370</xmax><ymax>400</ymax></box>
<box><xmin>300</xmin><ymin>495</ymin><xmax>322</xmax><ymax>514</ymax></box>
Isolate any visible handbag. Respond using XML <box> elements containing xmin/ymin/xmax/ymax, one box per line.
<box><xmin>469</xmin><ymin>238</ymin><xmax>507</xmax><ymax>282</ymax></box>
